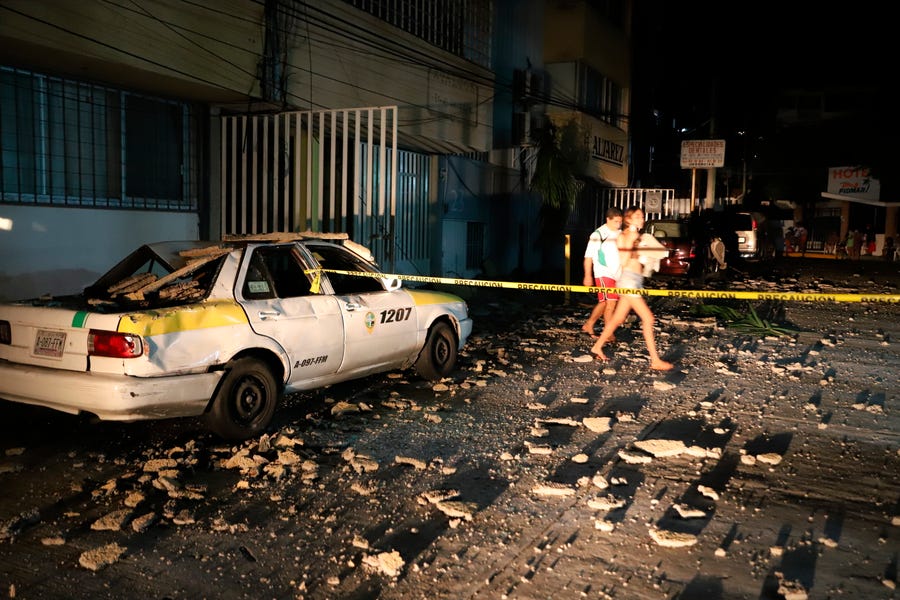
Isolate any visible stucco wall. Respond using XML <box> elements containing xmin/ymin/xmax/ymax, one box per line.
<box><xmin>0</xmin><ymin>205</ymin><xmax>198</xmax><ymax>301</ymax></box>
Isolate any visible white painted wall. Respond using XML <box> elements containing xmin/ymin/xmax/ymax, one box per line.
<box><xmin>0</xmin><ymin>205</ymin><xmax>198</xmax><ymax>301</ymax></box>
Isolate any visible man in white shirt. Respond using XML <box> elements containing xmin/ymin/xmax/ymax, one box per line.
<box><xmin>581</xmin><ymin>206</ymin><xmax>623</xmax><ymax>337</ymax></box>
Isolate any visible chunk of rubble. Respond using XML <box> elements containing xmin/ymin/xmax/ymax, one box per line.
<box><xmin>142</xmin><ymin>458</ymin><xmax>178</xmax><ymax>472</ymax></box>
<box><xmin>571</xmin><ymin>453</ymin><xmax>589</xmax><ymax>464</ymax></box>
<box><xmin>525</xmin><ymin>441</ymin><xmax>553</xmax><ymax>455</ymax></box>
<box><xmin>78</xmin><ymin>542</ymin><xmax>126</xmax><ymax>571</ymax></box>
<box><xmin>618</xmin><ymin>450</ymin><xmax>652</xmax><ymax>464</ymax></box>
<box><xmin>270</xmin><ymin>432</ymin><xmax>302</xmax><ymax>448</ymax></box>
<box><xmin>572</xmin><ymin>354</ymin><xmax>595</xmax><ymax>363</ymax></box>
<box><xmin>90</xmin><ymin>509</ymin><xmax>131</xmax><ymax>531</ymax></box>
<box><xmin>633</xmin><ymin>439</ymin><xmax>687</xmax><ymax>458</ymax></box>
<box><xmin>594</xmin><ymin>519</ymin><xmax>615</xmax><ymax>532</ymax></box>
<box><xmin>362</xmin><ymin>550</ymin><xmax>405</xmax><ymax>577</ymax></box>
<box><xmin>539</xmin><ymin>417</ymin><xmax>581</xmax><ymax>427</ymax></box>
<box><xmin>587</xmin><ymin>495</ymin><xmax>626</xmax><ymax>511</ymax></box>
<box><xmin>131</xmin><ymin>512</ymin><xmax>157</xmax><ymax>533</ymax></box>
<box><xmin>419</xmin><ymin>489</ymin><xmax>460</xmax><ymax>505</ymax></box>
<box><xmin>41</xmin><ymin>536</ymin><xmax>65</xmax><ymax>546</ymax></box>
<box><xmin>224</xmin><ymin>451</ymin><xmax>261</xmax><ymax>471</ymax></box>
<box><xmin>124</xmin><ymin>491</ymin><xmax>146</xmax><ymax>508</ymax></box>
<box><xmin>276</xmin><ymin>449</ymin><xmax>301</xmax><ymax>465</ymax></box>
<box><xmin>775</xmin><ymin>574</ymin><xmax>809</xmax><ymax>600</ymax></box>
<box><xmin>330</xmin><ymin>401</ymin><xmax>360</xmax><ymax>416</ymax></box>
<box><xmin>756</xmin><ymin>453</ymin><xmax>783</xmax><ymax>465</ymax></box>
<box><xmin>434</xmin><ymin>500</ymin><xmax>477</xmax><ymax>520</ymax></box>
<box><xmin>342</xmin><ymin>448</ymin><xmax>379</xmax><ymax>473</ymax></box>
<box><xmin>652</xmin><ymin>380</ymin><xmax>676</xmax><ymax>391</ymax></box>
<box><xmin>351</xmin><ymin>482</ymin><xmax>376</xmax><ymax>496</ymax></box>
<box><xmin>532</xmin><ymin>483</ymin><xmax>576</xmax><ymax>497</ymax></box>
<box><xmin>592</xmin><ymin>474</ymin><xmax>609</xmax><ymax>489</ymax></box>
<box><xmin>395</xmin><ymin>456</ymin><xmax>427</xmax><ymax>470</ymax></box>
<box><xmin>684</xmin><ymin>446</ymin><xmax>722</xmax><ymax>459</ymax></box>
<box><xmin>0</xmin><ymin>462</ymin><xmax>23</xmax><ymax>475</ymax></box>
<box><xmin>582</xmin><ymin>417</ymin><xmax>611</xmax><ymax>433</ymax></box>
<box><xmin>697</xmin><ymin>485</ymin><xmax>719</xmax><ymax>501</ymax></box>
<box><xmin>673</xmin><ymin>504</ymin><xmax>707</xmax><ymax>519</ymax></box>
<box><xmin>649</xmin><ymin>528</ymin><xmax>698</xmax><ymax>547</ymax></box>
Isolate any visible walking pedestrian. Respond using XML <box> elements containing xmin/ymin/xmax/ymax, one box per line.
<box><xmin>590</xmin><ymin>206</ymin><xmax>673</xmax><ymax>371</ymax></box>
<box><xmin>581</xmin><ymin>207</ymin><xmax>623</xmax><ymax>337</ymax></box>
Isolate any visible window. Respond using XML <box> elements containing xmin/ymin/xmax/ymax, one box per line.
<box><xmin>466</xmin><ymin>221</ymin><xmax>484</xmax><ymax>270</ymax></box>
<box><xmin>243</xmin><ymin>246</ymin><xmax>314</xmax><ymax>300</ymax></box>
<box><xmin>579</xmin><ymin>64</ymin><xmax>624</xmax><ymax>128</ymax></box>
<box><xmin>310</xmin><ymin>243</ymin><xmax>384</xmax><ymax>294</ymax></box>
<box><xmin>0</xmin><ymin>66</ymin><xmax>198</xmax><ymax>210</ymax></box>
<box><xmin>343</xmin><ymin>0</ymin><xmax>492</xmax><ymax>68</ymax></box>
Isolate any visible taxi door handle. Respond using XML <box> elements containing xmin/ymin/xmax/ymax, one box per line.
<box><xmin>258</xmin><ymin>310</ymin><xmax>280</xmax><ymax>320</ymax></box>
<box><xmin>344</xmin><ymin>301</ymin><xmax>362</xmax><ymax>311</ymax></box>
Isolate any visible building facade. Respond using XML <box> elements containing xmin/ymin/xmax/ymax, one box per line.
<box><xmin>1</xmin><ymin>0</ymin><xmax>635</xmax><ymax>300</ymax></box>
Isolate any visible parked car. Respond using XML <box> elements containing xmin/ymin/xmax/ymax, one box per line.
<box><xmin>0</xmin><ymin>232</ymin><xmax>473</xmax><ymax>440</ymax></box>
<box><xmin>644</xmin><ymin>218</ymin><xmax>697</xmax><ymax>277</ymax></box>
<box><xmin>733</xmin><ymin>211</ymin><xmax>759</xmax><ymax>258</ymax></box>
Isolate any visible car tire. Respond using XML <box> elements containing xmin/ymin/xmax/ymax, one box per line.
<box><xmin>203</xmin><ymin>357</ymin><xmax>280</xmax><ymax>441</ymax></box>
<box><xmin>414</xmin><ymin>321</ymin><xmax>458</xmax><ymax>381</ymax></box>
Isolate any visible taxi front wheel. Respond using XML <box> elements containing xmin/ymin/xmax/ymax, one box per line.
<box><xmin>203</xmin><ymin>357</ymin><xmax>280</xmax><ymax>441</ymax></box>
<box><xmin>415</xmin><ymin>321</ymin><xmax>458</xmax><ymax>381</ymax></box>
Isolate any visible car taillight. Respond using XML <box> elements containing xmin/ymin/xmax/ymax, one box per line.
<box><xmin>88</xmin><ymin>329</ymin><xmax>143</xmax><ymax>358</ymax></box>
<box><xmin>0</xmin><ymin>320</ymin><xmax>10</xmax><ymax>344</ymax></box>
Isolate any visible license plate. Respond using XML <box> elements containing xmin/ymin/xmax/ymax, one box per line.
<box><xmin>737</xmin><ymin>236</ymin><xmax>746</xmax><ymax>243</ymax></box>
<box><xmin>34</xmin><ymin>329</ymin><xmax>67</xmax><ymax>359</ymax></box>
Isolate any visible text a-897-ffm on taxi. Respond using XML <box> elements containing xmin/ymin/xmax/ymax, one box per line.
<box><xmin>0</xmin><ymin>232</ymin><xmax>472</xmax><ymax>441</ymax></box>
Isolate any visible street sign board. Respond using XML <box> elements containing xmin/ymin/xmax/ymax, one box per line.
<box><xmin>680</xmin><ymin>139</ymin><xmax>726</xmax><ymax>168</ymax></box>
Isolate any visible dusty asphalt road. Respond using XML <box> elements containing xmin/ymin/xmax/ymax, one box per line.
<box><xmin>0</xmin><ymin>256</ymin><xmax>898</xmax><ymax>600</ymax></box>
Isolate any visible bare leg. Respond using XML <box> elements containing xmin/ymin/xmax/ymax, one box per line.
<box><xmin>603</xmin><ymin>299</ymin><xmax>618</xmax><ymax>335</ymax></box>
<box><xmin>629</xmin><ymin>297</ymin><xmax>673</xmax><ymax>370</ymax></box>
<box><xmin>582</xmin><ymin>301</ymin><xmax>605</xmax><ymax>336</ymax></box>
<box><xmin>590</xmin><ymin>297</ymin><xmax>631</xmax><ymax>359</ymax></box>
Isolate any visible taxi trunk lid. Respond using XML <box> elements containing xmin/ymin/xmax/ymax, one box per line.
<box><xmin>0</xmin><ymin>300</ymin><xmax>120</xmax><ymax>373</ymax></box>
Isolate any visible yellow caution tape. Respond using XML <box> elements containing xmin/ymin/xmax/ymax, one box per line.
<box><xmin>310</xmin><ymin>268</ymin><xmax>900</xmax><ymax>304</ymax></box>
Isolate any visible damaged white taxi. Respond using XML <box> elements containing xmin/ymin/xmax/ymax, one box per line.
<box><xmin>0</xmin><ymin>232</ymin><xmax>472</xmax><ymax>440</ymax></box>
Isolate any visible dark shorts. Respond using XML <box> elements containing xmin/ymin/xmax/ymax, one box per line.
<box><xmin>595</xmin><ymin>277</ymin><xmax>619</xmax><ymax>301</ymax></box>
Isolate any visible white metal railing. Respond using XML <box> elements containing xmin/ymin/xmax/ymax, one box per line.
<box><xmin>220</xmin><ymin>106</ymin><xmax>428</xmax><ymax>272</ymax></box>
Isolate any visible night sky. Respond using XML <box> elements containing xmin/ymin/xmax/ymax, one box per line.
<box><xmin>629</xmin><ymin>1</ymin><xmax>892</xmax><ymax>202</ymax></box>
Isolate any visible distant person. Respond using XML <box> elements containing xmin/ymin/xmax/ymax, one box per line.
<box><xmin>864</xmin><ymin>225</ymin><xmax>876</xmax><ymax>256</ymax></box>
<box><xmin>883</xmin><ymin>236</ymin><xmax>895</xmax><ymax>262</ymax></box>
<box><xmin>825</xmin><ymin>231</ymin><xmax>839</xmax><ymax>255</ymax></box>
<box><xmin>590</xmin><ymin>206</ymin><xmax>673</xmax><ymax>371</ymax></box>
<box><xmin>852</xmin><ymin>228</ymin><xmax>864</xmax><ymax>259</ymax></box>
<box><xmin>794</xmin><ymin>222</ymin><xmax>808</xmax><ymax>256</ymax></box>
<box><xmin>581</xmin><ymin>207</ymin><xmax>623</xmax><ymax>337</ymax></box>
<box><xmin>784</xmin><ymin>226</ymin><xmax>795</xmax><ymax>253</ymax></box>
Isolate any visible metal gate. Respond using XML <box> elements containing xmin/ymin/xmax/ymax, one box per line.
<box><xmin>220</xmin><ymin>106</ymin><xmax>431</xmax><ymax>273</ymax></box>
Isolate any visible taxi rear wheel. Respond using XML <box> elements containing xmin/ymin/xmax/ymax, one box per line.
<box><xmin>203</xmin><ymin>357</ymin><xmax>280</xmax><ymax>441</ymax></box>
<box><xmin>415</xmin><ymin>321</ymin><xmax>457</xmax><ymax>381</ymax></box>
